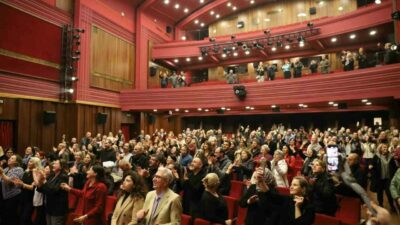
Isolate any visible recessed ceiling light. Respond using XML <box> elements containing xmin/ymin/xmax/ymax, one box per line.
<box><xmin>299</xmin><ymin>42</ymin><xmax>305</xmax><ymax>47</ymax></box>
<box><xmin>153</xmin><ymin>109</ymin><xmax>158</xmax><ymax>112</ymax></box>
<box><xmin>318</xmin><ymin>1</ymin><xmax>324</xmax><ymax>6</ymax></box>
<box><xmin>163</xmin><ymin>0</ymin><xmax>169</xmax><ymax>5</ymax></box>
<box><xmin>350</xmin><ymin>34</ymin><xmax>356</xmax><ymax>39</ymax></box>
<box><xmin>303</xmin><ymin>105</ymin><xmax>308</xmax><ymax>108</ymax></box>
<box><xmin>181</xmin><ymin>36</ymin><xmax>186</xmax><ymax>40</ymax></box>
<box><xmin>250</xmin><ymin>107</ymin><xmax>255</xmax><ymax>110</ymax></box>
<box><xmin>194</xmin><ymin>20</ymin><xmax>199</xmax><ymax>24</ymax></box>
<box><xmin>221</xmin><ymin>107</ymin><xmax>226</xmax><ymax>110</ymax></box>
<box><xmin>184</xmin><ymin>110</ymin><xmax>189</xmax><ymax>113</ymax></box>
<box><xmin>338</xmin><ymin>6</ymin><xmax>344</xmax><ymax>11</ymax></box>
<box><xmin>186</xmin><ymin>58</ymin><xmax>191</xmax><ymax>62</ymax></box>
<box><xmin>297</xmin><ymin>12</ymin><xmax>307</xmax><ymax>17</ymax></box>
<box><xmin>210</xmin><ymin>11</ymin><xmax>215</xmax><ymax>15</ymax></box>
<box><xmin>299</xmin><ymin>104</ymin><xmax>304</xmax><ymax>107</ymax></box>
<box><xmin>233</xmin><ymin>6</ymin><xmax>237</xmax><ymax>11</ymax></box>
<box><xmin>200</xmin><ymin>23</ymin><xmax>205</xmax><ymax>27</ymax></box>
<box><xmin>333</xmin><ymin>103</ymin><xmax>339</xmax><ymax>107</ymax></box>
<box><xmin>375</xmin><ymin>0</ymin><xmax>381</xmax><ymax>4</ymax></box>
<box><xmin>331</xmin><ymin>37</ymin><xmax>337</xmax><ymax>42</ymax></box>
<box><xmin>245</xmin><ymin>106</ymin><xmax>250</xmax><ymax>109</ymax></box>
<box><xmin>227</xmin><ymin>2</ymin><xmax>232</xmax><ymax>7</ymax></box>
<box><xmin>204</xmin><ymin>109</ymin><xmax>209</xmax><ymax>112</ymax></box>
<box><xmin>175</xmin><ymin>108</ymin><xmax>180</xmax><ymax>112</ymax></box>
<box><xmin>285</xmin><ymin>45</ymin><xmax>290</xmax><ymax>49</ymax></box>
<box><xmin>153</xmin><ymin>19</ymin><xmax>157</xmax><ymax>22</ymax></box>
<box><xmin>264</xmin><ymin>18</ymin><xmax>271</xmax><ymax>22</ymax></box>
<box><xmin>120</xmin><ymin>12</ymin><xmax>125</xmax><ymax>16</ymax></box>
<box><xmin>198</xmin><ymin>56</ymin><xmax>203</xmax><ymax>60</ymax></box>
<box><xmin>184</xmin><ymin>8</ymin><xmax>189</xmax><ymax>13</ymax></box>
<box><xmin>278</xmin><ymin>8</ymin><xmax>283</xmax><ymax>12</ymax></box>
<box><xmin>216</xmin><ymin>14</ymin><xmax>220</xmax><ymax>18</ymax></box>
<box><xmin>233</xmin><ymin>52</ymin><xmax>238</xmax><ymax>56</ymax></box>
<box><xmin>197</xmin><ymin>108</ymin><xmax>202</xmax><ymax>111</ymax></box>
<box><xmin>174</xmin><ymin>4</ymin><xmax>180</xmax><ymax>9</ymax></box>
<box><xmin>250</xmin><ymin>0</ymin><xmax>255</xmax><ymax>4</ymax></box>
<box><xmin>362</xmin><ymin>99</ymin><xmax>368</xmax><ymax>103</ymax></box>
<box><xmin>271</xmin><ymin>47</ymin><xmax>277</xmax><ymax>51</ymax></box>
<box><xmin>366</xmin><ymin>102</ymin><xmax>372</xmax><ymax>105</ymax></box>
<box><xmin>226</xmin><ymin>108</ymin><xmax>231</xmax><ymax>111</ymax></box>
<box><xmin>222</xmin><ymin>53</ymin><xmax>227</xmax><ymax>58</ymax></box>
<box><xmin>328</xmin><ymin>101</ymin><xmax>334</xmax><ymax>105</ymax></box>
<box><xmin>271</xmin><ymin>105</ymin><xmax>277</xmax><ymax>108</ymax></box>
<box><xmin>174</xmin><ymin>59</ymin><xmax>179</xmax><ymax>63</ymax></box>
<box><xmin>245</xmin><ymin>50</ymin><xmax>250</xmax><ymax>55</ymax></box>
<box><xmin>369</xmin><ymin>30</ymin><xmax>377</xmax><ymax>36</ymax></box>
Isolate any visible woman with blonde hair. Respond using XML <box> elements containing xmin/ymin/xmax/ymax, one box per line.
<box><xmin>200</xmin><ymin>173</ymin><xmax>232</xmax><ymax>225</ymax></box>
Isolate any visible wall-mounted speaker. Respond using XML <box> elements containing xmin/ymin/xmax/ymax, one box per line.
<box><xmin>166</xmin><ymin>26</ymin><xmax>172</xmax><ymax>33</ymax></box>
<box><xmin>338</xmin><ymin>103</ymin><xmax>348</xmax><ymax>109</ymax></box>
<box><xmin>309</xmin><ymin>7</ymin><xmax>316</xmax><ymax>15</ymax></box>
<box><xmin>43</xmin><ymin>111</ymin><xmax>56</xmax><ymax>125</ymax></box>
<box><xmin>233</xmin><ymin>85</ymin><xmax>247</xmax><ymax>100</ymax></box>
<box><xmin>97</xmin><ymin>113</ymin><xmax>108</xmax><ymax>124</ymax></box>
<box><xmin>237</xmin><ymin>21</ymin><xmax>245</xmax><ymax>29</ymax></box>
<box><xmin>150</xmin><ymin>67</ymin><xmax>157</xmax><ymax>76</ymax></box>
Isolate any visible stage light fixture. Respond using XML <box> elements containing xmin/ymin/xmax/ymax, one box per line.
<box><xmin>73</xmin><ymin>34</ymin><xmax>80</xmax><ymax>39</ymax></box>
<box><xmin>71</xmin><ymin>56</ymin><xmax>80</xmax><ymax>61</ymax></box>
<box><xmin>71</xmin><ymin>76</ymin><xmax>79</xmax><ymax>81</ymax></box>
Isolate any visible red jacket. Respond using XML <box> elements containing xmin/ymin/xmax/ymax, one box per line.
<box><xmin>70</xmin><ymin>180</ymin><xmax>107</xmax><ymax>225</ymax></box>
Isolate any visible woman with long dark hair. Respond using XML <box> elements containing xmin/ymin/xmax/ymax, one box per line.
<box><xmin>61</xmin><ymin>164</ymin><xmax>108</xmax><ymax>225</ymax></box>
<box><xmin>111</xmin><ymin>171</ymin><xmax>147</xmax><ymax>225</ymax></box>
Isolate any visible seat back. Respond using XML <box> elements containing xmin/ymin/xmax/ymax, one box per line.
<box><xmin>236</xmin><ymin>206</ymin><xmax>247</xmax><ymax>225</ymax></box>
<box><xmin>229</xmin><ymin>180</ymin><xmax>244</xmax><ymax>199</ymax></box>
<box><xmin>312</xmin><ymin>213</ymin><xmax>340</xmax><ymax>225</ymax></box>
<box><xmin>223</xmin><ymin>196</ymin><xmax>238</xmax><ymax>219</ymax></box>
<box><xmin>181</xmin><ymin>214</ymin><xmax>191</xmax><ymax>225</ymax></box>
<box><xmin>193</xmin><ymin>218</ymin><xmax>211</xmax><ymax>225</ymax></box>
<box><xmin>103</xmin><ymin>195</ymin><xmax>117</xmax><ymax>224</ymax></box>
<box><xmin>276</xmin><ymin>187</ymin><xmax>290</xmax><ymax>195</ymax></box>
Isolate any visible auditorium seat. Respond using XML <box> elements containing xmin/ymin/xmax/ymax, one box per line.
<box><xmin>103</xmin><ymin>195</ymin><xmax>117</xmax><ymax>224</ymax></box>
<box><xmin>181</xmin><ymin>214</ymin><xmax>191</xmax><ymax>225</ymax></box>
<box><xmin>236</xmin><ymin>206</ymin><xmax>247</xmax><ymax>225</ymax></box>
<box><xmin>276</xmin><ymin>186</ymin><xmax>290</xmax><ymax>195</ymax></box>
<box><xmin>312</xmin><ymin>213</ymin><xmax>340</xmax><ymax>225</ymax></box>
<box><xmin>229</xmin><ymin>180</ymin><xmax>244</xmax><ymax>199</ymax></box>
<box><xmin>194</xmin><ymin>218</ymin><xmax>211</xmax><ymax>225</ymax></box>
<box><xmin>223</xmin><ymin>196</ymin><xmax>238</xmax><ymax>219</ymax></box>
<box><xmin>335</xmin><ymin>195</ymin><xmax>361</xmax><ymax>225</ymax></box>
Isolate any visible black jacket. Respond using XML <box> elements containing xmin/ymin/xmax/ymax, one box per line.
<box><xmin>37</xmin><ymin>172</ymin><xmax>69</xmax><ymax>216</ymax></box>
<box><xmin>310</xmin><ymin>173</ymin><xmax>338</xmax><ymax>216</ymax></box>
<box><xmin>199</xmin><ymin>191</ymin><xmax>228</xmax><ymax>224</ymax></box>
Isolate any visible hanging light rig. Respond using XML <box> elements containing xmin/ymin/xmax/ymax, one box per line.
<box><xmin>60</xmin><ymin>25</ymin><xmax>84</xmax><ymax>102</ymax></box>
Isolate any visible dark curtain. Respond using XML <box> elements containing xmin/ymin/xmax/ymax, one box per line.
<box><xmin>0</xmin><ymin>121</ymin><xmax>14</xmax><ymax>148</ymax></box>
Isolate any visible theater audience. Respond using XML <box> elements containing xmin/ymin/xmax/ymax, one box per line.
<box><xmin>319</xmin><ymin>55</ymin><xmax>330</xmax><ymax>74</ymax></box>
<box><xmin>271</xmin><ymin>150</ymin><xmax>289</xmax><ymax>187</ymax></box>
<box><xmin>301</xmin><ymin>148</ymin><xmax>317</xmax><ymax>177</ymax></box>
<box><xmin>233</xmin><ymin>149</ymin><xmax>254</xmax><ymax>180</ymax></box>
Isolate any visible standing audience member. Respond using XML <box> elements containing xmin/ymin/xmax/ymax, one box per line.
<box><xmin>309</xmin><ymin>60</ymin><xmax>318</xmax><ymax>74</ymax></box>
<box><xmin>169</xmin><ymin>71</ymin><xmax>179</xmax><ymax>88</ymax></box>
<box><xmin>282</xmin><ymin>60</ymin><xmax>292</xmax><ymax>79</ymax></box>
<box><xmin>271</xmin><ymin>150</ymin><xmax>289</xmax><ymax>188</ymax></box>
<box><xmin>256</xmin><ymin>61</ymin><xmax>265</xmax><ymax>83</ymax></box>
<box><xmin>160</xmin><ymin>72</ymin><xmax>168</xmax><ymax>88</ymax></box>
<box><xmin>319</xmin><ymin>55</ymin><xmax>330</xmax><ymax>74</ymax></box>
<box><xmin>343</xmin><ymin>52</ymin><xmax>355</xmax><ymax>71</ymax></box>
<box><xmin>266</xmin><ymin>63</ymin><xmax>276</xmax><ymax>81</ymax></box>
<box><xmin>357</xmin><ymin>47</ymin><xmax>368</xmax><ymax>69</ymax></box>
<box><xmin>293</xmin><ymin>60</ymin><xmax>304</xmax><ymax>78</ymax></box>
<box><xmin>225</xmin><ymin>69</ymin><xmax>238</xmax><ymax>84</ymax></box>
<box><xmin>390</xmin><ymin>147</ymin><xmax>400</xmax><ymax>212</ymax></box>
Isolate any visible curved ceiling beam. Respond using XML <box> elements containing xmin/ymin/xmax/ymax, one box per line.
<box><xmin>176</xmin><ymin>0</ymin><xmax>230</xmax><ymax>29</ymax></box>
<box><xmin>138</xmin><ymin>0</ymin><xmax>157</xmax><ymax>11</ymax></box>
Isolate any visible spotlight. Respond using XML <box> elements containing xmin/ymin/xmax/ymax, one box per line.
<box><xmin>209</xmin><ymin>37</ymin><xmax>216</xmax><ymax>42</ymax></box>
<box><xmin>267</xmin><ymin>39</ymin><xmax>273</xmax><ymax>46</ymax></box>
<box><xmin>71</xmin><ymin>56</ymin><xmax>80</xmax><ymax>61</ymax></box>
<box><xmin>390</xmin><ymin>44</ymin><xmax>398</xmax><ymax>51</ymax></box>
<box><xmin>392</xmin><ymin>10</ymin><xmax>400</xmax><ymax>20</ymax></box>
<box><xmin>213</xmin><ymin>45</ymin><xmax>220</xmax><ymax>53</ymax></box>
<box><xmin>71</xmin><ymin>76</ymin><xmax>79</xmax><ymax>81</ymax></box>
<box><xmin>73</xmin><ymin>34</ymin><xmax>80</xmax><ymax>39</ymax></box>
<box><xmin>307</xmin><ymin>21</ymin><xmax>314</xmax><ymax>28</ymax></box>
<box><xmin>276</xmin><ymin>41</ymin><xmax>283</xmax><ymax>47</ymax></box>
<box><xmin>74</xmin><ymin>50</ymin><xmax>81</xmax><ymax>55</ymax></box>
<box><xmin>254</xmin><ymin>42</ymin><xmax>264</xmax><ymax>49</ymax></box>
<box><xmin>74</xmin><ymin>28</ymin><xmax>85</xmax><ymax>33</ymax></box>
<box><xmin>297</xmin><ymin>36</ymin><xmax>305</xmax><ymax>43</ymax></box>
<box><xmin>201</xmin><ymin>47</ymin><xmax>208</xmax><ymax>56</ymax></box>
<box><xmin>67</xmin><ymin>88</ymin><xmax>74</xmax><ymax>93</ymax></box>
<box><xmin>242</xmin><ymin>43</ymin><xmax>248</xmax><ymax>50</ymax></box>
<box><xmin>263</xmin><ymin>30</ymin><xmax>271</xmax><ymax>35</ymax></box>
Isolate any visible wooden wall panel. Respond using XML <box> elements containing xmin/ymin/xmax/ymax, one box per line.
<box><xmin>209</xmin><ymin>0</ymin><xmax>357</xmax><ymax>37</ymax></box>
<box><xmin>90</xmin><ymin>25</ymin><xmax>135</xmax><ymax>92</ymax></box>
<box><xmin>0</xmin><ymin>97</ymin><xmax>17</xmax><ymax>120</ymax></box>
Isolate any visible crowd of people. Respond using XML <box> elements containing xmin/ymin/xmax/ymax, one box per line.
<box><xmin>0</xmin><ymin>123</ymin><xmax>399</xmax><ymax>225</ymax></box>
<box><xmin>159</xmin><ymin>71</ymin><xmax>187</xmax><ymax>88</ymax></box>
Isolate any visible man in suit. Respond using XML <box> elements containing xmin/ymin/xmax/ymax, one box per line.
<box><xmin>136</xmin><ymin>167</ymin><xmax>182</xmax><ymax>225</ymax></box>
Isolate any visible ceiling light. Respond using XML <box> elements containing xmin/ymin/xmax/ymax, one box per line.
<box><xmin>153</xmin><ymin>109</ymin><xmax>158</xmax><ymax>112</ymax></box>
<box><xmin>200</xmin><ymin>23</ymin><xmax>205</xmax><ymax>27</ymax></box>
<box><xmin>271</xmin><ymin>105</ymin><xmax>277</xmax><ymax>108</ymax></box>
<box><xmin>369</xmin><ymin>30</ymin><xmax>377</xmax><ymax>36</ymax></box>
<box><xmin>120</xmin><ymin>12</ymin><xmax>125</xmax><ymax>16</ymax></box>
<box><xmin>221</xmin><ymin>107</ymin><xmax>226</xmax><ymax>110</ymax></box>
<box><xmin>174</xmin><ymin>59</ymin><xmax>179</xmax><ymax>63</ymax></box>
<box><xmin>318</xmin><ymin>1</ymin><xmax>324</xmax><ymax>6</ymax></box>
<box><xmin>226</xmin><ymin>108</ymin><xmax>231</xmax><ymax>111</ymax></box>
<box><xmin>204</xmin><ymin>109</ymin><xmax>209</xmax><ymax>112</ymax></box>
<box><xmin>181</xmin><ymin>36</ymin><xmax>186</xmax><ymax>40</ymax></box>
<box><xmin>184</xmin><ymin>110</ymin><xmax>189</xmax><ymax>113</ymax></box>
<box><xmin>184</xmin><ymin>8</ymin><xmax>189</xmax><ymax>13</ymax></box>
<box><xmin>163</xmin><ymin>0</ymin><xmax>169</xmax><ymax>4</ymax></box>
<box><xmin>250</xmin><ymin>0</ymin><xmax>255</xmax><ymax>4</ymax></box>
<box><xmin>331</xmin><ymin>37</ymin><xmax>337</xmax><ymax>42</ymax></box>
<box><xmin>297</xmin><ymin>12</ymin><xmax>307</xmax><ymax>17</ymax></box>
<box><xmin>361</xmin><ymin>99</ymin><xmax>368</xmax><ymax>103</ymax></box>
<box><xmin>271</xmin><ymin>47</ymin><xmax>276</xmax><ymax>51</ymax></box>
<box><xmin>227</xmin><ymin>2</ymin><xmax>232</xmax><ymax>7</ymax></box>
<box><xmin>216</xmin><ymin>14</ymin><xmax>220</xmax><ymax>18</ymax></box>
<box><xmin>198</xmin><ymin>56</ymin><xmax>203</xmax><ymax>60</ymax></box>
<box><xmin>222</xmin><ymin>53</ymin><xmax>227</xmax><ymax>58</ymax></box>
<box><xmin>245</xmin><ymin>50</ymin><xmax>250</xmax><ymax>55</ymax></box>
<box><xmin>250</xmin><ymin>107</ymin><xmax>255</xmax><ymax>110</ymax></box>
<box><xmin>333</xmin><ymin>103</ymin><xmax>338</xmax><ymax>107</ymax></box>
<box><xmin>67</xmin><ymin>88</ymin><xmax>74</xmax><ymax>93</ymax></box>
<box><xmin>194</xmin><ymin>20</ymin><xmax>199</xmax><ymax>24</ymax></box>
<box><xmin>328</xmin><ymin>101</ymin><xmax>334</xmax><ymax>105</ymax></box>
<box><xmin>366</xmin><ymin>102</ymin><xmax>372</xmax><ymax>105</ymax></box>
<box><xmin>245</xmin><ymin>106</ymin><xmax>251</xmax><ymax>109</ymax></box>
<box><xmin>175</xmin><ymin>108</ymin><xmax>180</xmax><ymax>112</ymax></box>
<box><xmin>375</xmin><ymin>0</ymin><xmax>381</xmax><ymax>4</ymax></box>
<box><xmin>210</xmin><ymin>11</ymin><xmax>214</xmax><ymax>15</ymax></box>
<box><xmin>264</xmin><ymin>18</ymin><xmax>271</xmax><ymax>22</ymax></box>
<box><xmin>197</xmin><ymin>108</ymin><xmax>202</xmax><ymax>111</ymax></box>
<box><xmin>174</xmin><ymin>4</ymin><xmax>180</xmax><ymax>9</ymax></box>
<box><xmin>233</xmin><ymin>6</ymin><xmax>237</xmax><ymax>11</ymax></box>
<box><xmin>285</xmin><ymin>45</ymin><xmax>290</xmax><ymax>49</ymax></box>
<box><xmin>186</xmin><ymin>58</ymin><xmax>191</xmax><ymax>62</ymax></box>
<box><xmin>299</xmin><ymin>104</ymin><xmax>304</xmax><ymax>107</ymax></box>
<box><xmin>299</xmin><ymin>42</ymin><xmax>305</xmax><ymax>47</ymax></box>
<box><xmin>338</xmin><ymin>6</ymin><xmax>343</xmax><ymax>11</ymax></box>
<box><xmin>233</xmin><ymin>52</ymin><xmax>238</xmax><ymax>56</ymax></box>
<box><xmin>350</xmin><ymin>34</ymin><xmax>356</xmax><ymax>39</ymax></box>
<box><xmin>303</xmin><ymin>105</ymin><xmax>308</xmax><ymax>108</ymax></box>
<box><xmin>278</xmin><ymin>8</ymin><xmax>283</xmax><ymax>12</ymax></box>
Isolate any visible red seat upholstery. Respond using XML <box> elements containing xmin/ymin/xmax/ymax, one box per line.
<box><xmin>312</xmin><ymin>213</ymin><xmax>340</xmax><ymax>225</ymax></box>
<box><xmin>181</xmin><ymin>214</ymin><xmax>191</xmax><ymax>225</ymax></box>
<box><xmin>276</xmin><ymin>187</ymin><xmax>290</xmax><ymax>195</ymax></box>
<box><xmin>223</xmin><ymin>196</ymin><xmax>238</xmax><ymax>219</ymax></box>
<box><xmin>236</xmin><ymin>206</ymin><xmax>247</xmax><ymax>225</ymax></box>
<box><xmin>103</xmin><ymin>195</ymin><xmax>117</xmax><ymax>225</ymax></box>
<box><xmin>229</xmin><ymin>180</ymin><xmax>244</xmax><ymax>199</ymax></box>
<box><xmin>194</xmin><ymin>218</ymin><xmax>211</xmax><ymax>225</ymax></box>
<box><xmin>335</xmin><ymin>195</ymin><xmax>361</xmax><ymax>225</ymax></box>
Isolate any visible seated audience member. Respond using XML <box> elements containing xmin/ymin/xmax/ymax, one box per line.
<box><xmin>240</xmin><ymin>167</ymin><xmax>277</xmax><ymax>225</ymax></box>
<box><xmin>199</xmin><ymin>173</ymin><xmax>232</xmax><ymax>225</ymax></box>
<box><xmin>111</xmin><ymin>171</ymin><xmax>147</xmax><ymax>225</ymax></box>
<box><xmin>293</xmin><ymin>60</ymin><xmax>304</xmax><ymax>78</ymax></box>
<box><xmin>257</xmin><ymin>171</ymin><xmax>315</xmax><ymax>225</ymax></box>
<box><xmin>215</xmin><ymin>147</ymin><xmax>232</xmax><ymax>173</ymax></box>
<box><xmin>309</xmin><ymin>159</ymin><xmax>338</xmax><ymax>216</ymax></box>
<box><xmin>301</xmin><ymin>149</ymin><xmax>317</xmax><ymax>177</ymax></box>
<box><xmin>282</xmin><ymin>60</ymin><xmax>292</xmax><ymax>79</ymax></box>
<box><xmin>266</xmin><ymin>63</ymin><xmax>276</xmax><ymax>81</ymax></box>
<box><xmin>233</xmin><ymin>149</ymin><xmax>255</xmax><ymax>180</ymax></box>
<box><xmin>271</xmin><ymin>150</ymin><xmax>289</xmax><ymax>187</ymax></box>
<box><xmin>319</xmin><ymin>55</ymin><xmax>330</xmax><ymax>74</ymax></box>
<box><xmin>0</xmin><ymin>154</ymin><xmax>24</xmax><ymax>225</ymax></box>
<box><xmin>309</xmin><ymin>60</ymin><xmax>318</xmax><ymax>74</ymax></box>
<box><xmin>136</xmin><ymin>167</ymin><xmax>182</xmax><ymax>225</ymax></box>
<box><xmin>61</xmin><ymin>164</ymin><xmax>108</xmax><ymax>225</ymax></box>
<box><xmin>370</xmin><ymin>143</ymin><xmax>397</xmax><ymax>211</ymax></box>
<box><xmin>390</xmin><ymin>147</ymin><xmax>400</xmax><ymax>211</ymax></box>
<box><xmin>35</xmin><ymin>159</ymin><xmax>69</xmax><ymax>225</ymax></box>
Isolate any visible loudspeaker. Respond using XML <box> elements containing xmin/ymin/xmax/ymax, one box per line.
<box><xmin>97</xmin><ymin>113</ymin><xmax>108</xmax><ymax>124</ymax></box>
<box><xmin>166</xmin><ymin>26</ymin><xmax>172</xmax><ymax>33</ymax></box>
<box><xmin>148</xmin><ymin>114</ymin><xmax>155</xmax><ymax>124</ymax></box>
<box><xmin>272</xmin><ymin>107</ymin><xmax>280</xmax><ymax>112</ymax></box>
<box><xmin>150</xmin><ymin>67</ymin><xmax>157</xmax><ymax>76</ymax></box>
<box><xmin>233</xmin><ymin>85</ymin><xmax>247</xmax><ymax>100</ymax></box>
<box><xmin>237</xmin><ymin>21</ymin><xmax>245</xmax><ymax>29</ymax></box>
<box><xmin>392</xmin><ymin>11</ymin><xmax>400</xmax><ymax>20</ymax></box>
<box><xmin>338</xmin><ymin>103</ymin><xmax>348</xmax><ymax>109</ymax></box>
<box><xmin>309</xmin><ymin>7</ymin><xmax>316</xmax><ymax>15</ymax></box>
<box><xmin>43</xmin><ymin>111</ymin><xmax>56</xmax><ymax>124</ymax></box>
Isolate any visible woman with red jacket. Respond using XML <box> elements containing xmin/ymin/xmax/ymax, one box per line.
<box><xmin>61</xmin><ymin>164</ymin><xmax>108</xmax><ymax>225</ymax></box>
<box><xmin>282</xmin><ymin>145</ymin><xmax>297</xmax><ymax>180</ymax></box>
